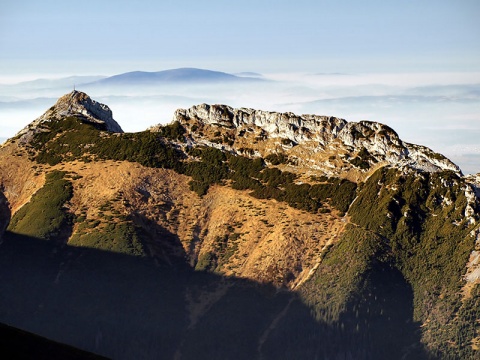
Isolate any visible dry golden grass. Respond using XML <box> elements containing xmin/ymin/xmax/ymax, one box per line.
<box><xmin>0</xmin><ymin>141</ymin><xmax>45</xmax><ymax>213</ymax></box>
<box><xmin>1</xmin><ymin>137</ymin><xmax>350</xmax><ymax>288</ymax></box>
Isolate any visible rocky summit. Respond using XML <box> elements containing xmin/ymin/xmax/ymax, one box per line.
<box><xmin>13</xmin><ymin>90</ymin><xmax>123</xmax><ymax>144</ymax></box>
<box><xmin>0</xmin><ymin>92</ymin><xmax>479</xmax><ymax>360</ymax></box>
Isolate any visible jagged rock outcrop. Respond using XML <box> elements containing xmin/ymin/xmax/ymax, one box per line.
<box><xmin>466</xmin><ymin>173</ymin><xmax>480</xmax><ymax>199</ymax></box>
<box><xmin>13</xmin><ymin>91</ymin><xmax>123</xmax><ymax>144</ymax></box>
<box><xmin>170</xmin><ymin>103</ymin><xmax>460</xmax><ymax>174</ymax></box>
<box><xmin>337</xmin><ymin>121</ymin><xmax>460</xmax><ymax>173</ymax></box>
<box><xmin>169</xmin><ymin>103</ymin><xmax>346</xmax><ymax>144</ymax></box>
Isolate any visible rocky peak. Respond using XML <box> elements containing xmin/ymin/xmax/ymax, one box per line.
<box><xmin>336</xmin><ymin>121</ymin><xmax>460</xmax><ymax>173</ymax></box>
<box><xmin>52</xmin><ymin>91</ymin><xmax>122</xmax><ymax>132</ymax></box>
<box><xmin>171</xmin><ymin>103</ymin><xmax>461</xmax><ymax>174</ymax></box>
<box><xmin>14</xmin><ymin>91</ymin><xmax>123</xmax><ymax>143</ymax></box>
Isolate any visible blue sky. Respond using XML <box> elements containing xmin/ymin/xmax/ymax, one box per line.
<box><xmin>1</xmin><ymin>0</ymin><xmax>479</xmax><ymax>76</ymax></box>
<box><xmin>1</xmin><ymin>1</ymin><xmax>480</xmax><ymax>174</ymax></box>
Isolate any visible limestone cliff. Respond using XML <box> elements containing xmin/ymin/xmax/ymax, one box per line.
<box><xmin>167</xmin><ymin>103</ymin><xmax>460</xmax><ymax>175</ymax></box>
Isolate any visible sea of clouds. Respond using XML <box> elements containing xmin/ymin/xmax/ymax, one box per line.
<box><xmin>1</xmin><ymin>71</ymin><xmax>479</xmax><ymax>174</ymax></box>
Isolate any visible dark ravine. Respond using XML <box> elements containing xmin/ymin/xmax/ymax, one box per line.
<box><xmin>0</xmin><ymin>91</ymin><xmax>478</xmax><ymax>359</ymax></box>
<box><xmin>0</xmin><ymin>190</ymin><xmax>9</xmax><ymax>241</ymax></box>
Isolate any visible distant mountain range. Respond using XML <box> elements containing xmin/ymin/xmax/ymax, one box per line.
<box><xmin>234</xmin><ymin>72</ymin><xmax>264</xmax><ymax>78</ymax></box>
<box><xmin>0</xmin><ymin>68</ymin><xmax>264</xmax><ymax>93</ymax></box>
<box><xmin>87</xmin><ymin>68</ymin><xmax>264</xmax><ymax>86</ymax></box>
<box><xmin>1</xmin><ymin>76</ymin><xmax>106</xmax><ymax>91</ymax></box>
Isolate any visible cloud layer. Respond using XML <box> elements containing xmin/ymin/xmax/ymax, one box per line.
<box><xmin>1</xmin><ymin>71</ymin><xmax>479</xmax><ymax>174</ymax></box>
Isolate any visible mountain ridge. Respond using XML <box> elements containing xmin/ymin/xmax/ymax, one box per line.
<box><xmin>0</xmin><ymin>91</ymin><xmax>479</xmax><ymax>359</ymax></box>
<box><xmin>162</xmin><ymin>103</ymin><xmax>461</xmax><ymax>176</ymax></box>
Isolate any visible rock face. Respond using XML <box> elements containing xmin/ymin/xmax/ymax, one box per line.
<box><xmin>170</xmin><ymin>103</ymin><xmax>347</xmax><ymax>144</ymax></box>
<box><xmin>466</xmin><ymin>173</ymin><xmax>480</xmax><ymax>199</ymax></box>
<box><xmin>171</xmin><ymin>103</ymin><xmax>460</xmax><ymax>174</ymax></box>
<box><xmin>14</xmin><ymin>91</ymin><xmax>123</xmax><ymax>143</ymax></box>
